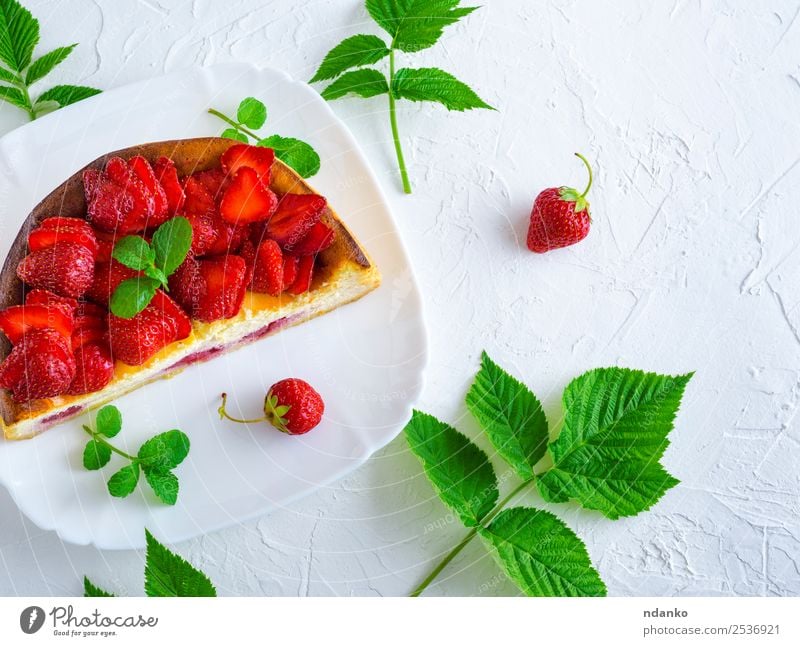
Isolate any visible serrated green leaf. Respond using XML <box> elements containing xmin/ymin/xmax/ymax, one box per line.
<box><xmin>536</xmin><ymin>368</ymin><xmax>692</xmax><ymax>519</ymax></box>
<box><xmin>236</xmin><ymin>96</ymin><xmax>266</xmax><ymax>130</ymax></box>
<box><xmin>310</xmin><ymin>34</ymin><xmax>390</xmax><ymax>82</ymax></box>
<box><xmin>258</xmin><ymin>134</ymin><xmax>320</xmax><ymax>178</ymax></box>
<box><xmin>82</xmin><ymin>439</ymin><xmax>111</xmax><ymax>471</ymax></box>
<box><xmin>25</xmin><ymin>44</ymin><xmax>75</xmax><ymax>84</ymax></box>
<box><xmin>479</xmin><ymin>507</ymin><xmax>607</xmax><ymax>597</ymax></box>
<box><xmin>0</xmin><ymin>84</ymin><xmax>26</xmax><ymax>108</ymax></box>
<box><xmin>109</xmin><ymin>276</ymin><xmax>159</xmax><ymax>319</ymax></box>
<box><xmin>151</xmin><ymin>216</ymin><xmax>192</xmax><ymax>276</ymax></box>
<box><xmin>137</xmin><ymin>430</ymin><xmax>190</xmax><ymax>471</ymax></box>
<box><xmin>144</xmin><ymin>529</ymin><xmax>216</xmax><ymax>597</ymax></box>
<box><xmin>83</xmin><ymin>576</ymin><xmax>114</xmax><ymax>598</ymax></box>
<box><xmin>404</xmin><ymin>410</ymin><xmax>498</xmax><ymax>527</ymax></box>
<box><xmin>144</xmin><ymin>469</ymin><xmax>179</xmax><ymax>506</ymax></box>
<box><xmin>0</xmin><ymin>0</ymin><xmax>39</xmax><ymax>71</ymax></box>
<box><xmin>107</xmin><ymin>463</ymin><xmax>140</xmax><ymax>498</ymax></box>
<box><xmin>366</xmin><ymin>0</ymin><xmax>477</xmax><ymax>52</ymax></box>
<box><xmin>31</xmin><ymin>98</ymin><xmax>57</xmax><ymax>117</ymax></box>
<box><xmin>321</xmin><ymin>68</ymin><xmax>388</xmax><ymax>101</ymax></box>
<box><xmin>112</xmin><ymin>235</ymin><xmax>154</xmax><ymax>271</ymax></box>
<box><xmin>35</xmin><ymin>84</ymin><xmax>100</xmax><ymax>107</ymax></box>
<box><xmin>0</xmin><ymin>64</ymin><xmax>17</xmax><ymax>83</ymax></box>
<box><xmin>95</xmin><ymin>405</ymin><xmax>122</xmax><ymax>438</ymax></box>
<box><xmin>466</xmin><ymin>351</ymin><xmax>548</xmax><ymax>481</ymax></box>
<box><xmin>393</xmin><ymin>67</ymin><xmax>493</xmax><ymax>111</ymax></box>
<box><xmin>221</xmin><ymin>127</ymin><xmax>248</xmax><ymax>143</ymax></box>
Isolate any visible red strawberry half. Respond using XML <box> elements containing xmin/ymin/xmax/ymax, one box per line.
<box><xmin>264</xmin><ymin>193</ymin><xmax>325</xmax><ymax>250</ymax></box>
<box><xmin>219</xmin><ymin>167</ymin><xmax>278</xmax><ymax>225</ymax></box>
<box><xmin>287</xmin><ymin>221</ymin><xmax>335</xmax><ymax>256</ymax></box>
<box><xmin>286</xmin><ymin>254</ymin><xmax>315</xmax><ymax>295</ymax></box>
<box><xmin>250</xmin><ymin>239</ymin><xmax>284</xmax><ymax>296</ymax></box>
<box><xmin>67</xmin><ymin>342</ymin><xmax>114</xmax><ymax>395</ymax></box>
<box><xmin>28</xmin><ymin>218</ymin><xmax>99</xmax><ymax>259</ymax></box>
<box><xmin>168</xmin><ymin>255</ymin><xmax>247</xmax><ymax>322</ymax></box>
<box><xmin>0</xmin><ymin>303</ymin><xmax>74</xmax><ymax>345</ymax></box>
<box><xmin>154</xmin><ymin>157</ymin><xmax>185</xmax><ymax>216</ymax></box>
<box><xmin>17</xmin><ymin>242</ymin><xmax>95</xmax><ymax>299</ymax></box>
<box><xmin>220</xmin><ymin>144</ymin><xmax>274</xmax><ymax>182</ymax></box>
<box><xmin>0</xmin><ymin>329</ymin><xmax>76</xmax><ymax>402</ymax></box>
<box><xmin>129</xmin><ymin>156</ymin><xmax>170</xmax><ymax>227</ymax></box>
<box><xmin>86</xmin><ymin>260</ymin><xmax>140</xmax><ymax>306</ymax></box>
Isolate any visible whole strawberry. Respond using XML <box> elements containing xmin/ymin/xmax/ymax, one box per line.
<box><xmin>526</xmin><ymin>153</ymin><xmax>594</xmax><ymax>253</ymax></box>
<box><xmin>219</xmin><ymin>378</ymin><xmax>324</xmax><ymax>435</ymax></box>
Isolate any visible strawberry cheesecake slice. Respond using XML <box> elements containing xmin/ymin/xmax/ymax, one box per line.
<box><xmin>0</xmin><ymin>138</ymin><xmax>380</xmax><ymax>440</ymax></box>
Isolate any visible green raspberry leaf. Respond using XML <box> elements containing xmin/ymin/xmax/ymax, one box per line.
<box><xmin>25</xmin><ymin>44</ymin><xmax>75</xmax><ymax>85</ymax></box>
<box><xmin>138</xmin><ymin>430</ymin><xmax>191</xmax><ymax>471</ymax></box>
<box><xmin>536</xmin><ymin>368</ymin><xmax>693</xmax><ymax>519</ymax></box>
<box><xmin>320</xmin><ymin>68</ymin><xmax>388</xmax><ymax>101</ymax></box>
<box><xmin>0</xmin><ymin>85</ymin><xmax>27</xmax><ymax>109</ymax></box>
<box><xmin>82</xmin><ymin>440</ymin><xmax>111</xmax><ymax>471</ymax></box>
<box><xmin>310</xmin><ymin>34</ymin><xmax>390</xmax><ymax>83</ymax></box>
<box><xmin>83</xmin><ymin>576</ymin><xmax>114</xmax><ymax>597</ymax></box>
<box><xmin>107</xmin><ymin>463</ymin><xmax>140</xmax><ymax>498</ymax></box>
<box><xmin>221</xmin><ymin>127</ymin><xmax>248</xmax><ymax>143</ymax></box>
<box><xmin>479</xmin><ymin>507</ymin><xmax>607</xmax><ymax>597</ymax></box>
<box><xmin>392</xmin><ymin>67</ymin><xmax>494</xmax><ymax>111</ymax></box>
<box><xmin>144</xmin><ymin>469</ymin><xmax>179</xmax><ymax>506</ymax></box>
<box><xmin>109</xmin><ymin>276</ymin><xmax>160</xmax><ymax>319</ymax></box>
<box><xmin>0</xmin><ymin>0</ymin><xmax>40</xmax><ymax>71</ymax></box>
<box><xmin>466</xmin><ymin>351</ymin><xmax>548</xmax><ymax>481</ymax></box>
<box><xmin>144</xmin><ymin>529</ymin><xmax>216</xmax><ymax>597</ymax></box>
<box><xmin>404</xmin><ymin>410</ymin><xmax>498</xmax><ymax>527</ymax></box>
<box><xmin>236</xmin><ymin>96</ymin><xmax>267</xmax><ymax>130</ymax></box>
<box><xmin>95</xmin><ymin>405</ymin><xmax>123</xmax><ymax>438</ymax></box>
<box><xmin>366</xmin><ymin>0</ymin><xmax>478</xmax><ymax>53</ymax></box>
<box><xmin>0</xmin><ymin>65</ymin><xmax>17</xmax><ymax>83</ymax></box>
<box><xmin>151</xmin><ymin>216</ymin><xmax>193</xmax><ymax>277</ymax></box>
<box><xmin>112</xmin><ymin>235</ymin><xmax>155</xmax><ymax>271</ymax></box>
<box><xmin>258</xmin><ymin>134</ymin><xmax>320</xmax><ymax>179</ymax></box>
<box><xmin>34</xmin><ymin>84</ymin><xmax>101</xmax><ymax>108</ymax></box>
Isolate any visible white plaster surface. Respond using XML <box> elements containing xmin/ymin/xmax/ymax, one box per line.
<box><xmin>1</xmin><ymin>0</ymin><xmax>800</xmax><ymax>596</ymax></box>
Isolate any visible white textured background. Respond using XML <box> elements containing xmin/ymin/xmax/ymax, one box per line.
<box><xmin>2</xmin><ymin>0</ymin><xmax>800</xmax><ymax>596</ymax></box>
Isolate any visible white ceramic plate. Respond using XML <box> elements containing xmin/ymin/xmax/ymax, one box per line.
<box><xmin>0</xmin><ymin>63</ymin><xmax>427</xmax><ymax>550</ymax></box>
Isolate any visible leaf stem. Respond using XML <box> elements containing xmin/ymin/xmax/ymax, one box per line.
<box><xmin>409</xmin><ymin>477</ymin><xmax>536</xmax><ymax>597</ymax></box>
<box><xmin>82</xmin><ymin>425</ymin><xmax>137</xmax><ymax>461</ymax></box>
<box><xmin>217</xmin><ymin>393</ymin><xmax>267</xmax><ymax>424</ymax></box>
<box><xmin>575</xmin><ymin>152</ymin><xmax>593</xmax><ymax>199</ymax></box>
<box><xmin>207</xmin><ymin>109</ymin><xmax>260</xmax><ymax>141</ymax></box>
<box><xmin>388</xmin><ymin>50</ymin><xmax>412</xmax><ymax>194</ymax></box>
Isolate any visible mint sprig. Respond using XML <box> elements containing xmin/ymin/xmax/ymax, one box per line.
<box><xmin>310</xmin><ymin>0</ymin><xmax>494</xmax><ymax>194</ymax></box>
<box><xmin>109</xmin><ymin>216</ymin><xmax>192</xmax><ymax>319</ymax></box>
<box><xmin>85</xmin><ymin>529</ymin><xmax>216</xmax><ymax>597</ymax></box>
<box><xmin>208</xmin><ymin>97</ymin><xmax>321</xmax><ymax>179</ymax></box>
<box><xmin>406</xmin><ymin>354</ymin><xmax>693</xmax><ymax>597</ymax></box>
<box><xmin>0</xmin><ymin>0</ymin><xmax>100</xmax><ymax>120</ymax></box>
<box><xmin>81</xmin><ymin>405</ymin><xmax>191</xmax><ymax>506</ymax></box>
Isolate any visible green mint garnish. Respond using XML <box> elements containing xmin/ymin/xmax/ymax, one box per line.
<box><xmin>81</xmin><ymin>405</ymin><xmax>191</xmax><ymax>506</ymax></box>
<box><xmin>0</xmin><ymin>0</ymin><xmax>101</xmax><ymax>120</ymax></box>
<box><xmin>208</xmin><ymin>97</ymin><xmax>321</xmax><ymax>179</ymax></box>
<box><xmin>405</xmin><ymin>355</ymin><xmax>693</xmax><ymax>597</ymax></box>
<box><xmin>310</xmin><ymin>0</ymin><xmax>494</xmax><ymax>194</ymax></box>
<box><xmin>109</xmin><ymin>216</ymin><xmax>192</xmax><ymax>319</ymax></box>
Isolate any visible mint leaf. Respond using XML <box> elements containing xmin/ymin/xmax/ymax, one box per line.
<box><xmin>143</xmin><ymin>469</ymin><xmax>179</xmax><ymax>506</ymax></box>
<box><xmin>25</xmin><ymin>44</ymin><xmax>75</xmax><ymax>84</ymax></box>
<box><xmin>393</xmin><ymin>67</ymin><xmax>493</xmax><ymax>111</ymax></box>
<box><xmin>237</xmin><ymin>96</ymin><xmax>266</xmax><ymax>130</ymax></box>
<box><xmin>144</xmin><ymin>265</ymin><xmax>169</xmax><ymax>285</ymax></box>
<box><xmin>144</xmin><ymin>529</ymin><xmax>216</xmax><ymax>596</ymax></box>
<box><xmin>366</xmin><ymin>0</ymin><xmax>477</xmax><ymax>53</ymax></box>
<box><xmin>0</xmin><ymin>0</ymin><xmax>39</xmax><ymax>71</ymax></box>
<box><xmin>109</xmin><ymin>276</ymin><xmax>159</xmax><ymax>319</ymax></box>
<box><xmin>0</xmin><ymin>85</ymin><xmax>26</xmax><ymax>109</ymax></box>
<box><xmin>310</xmin><ymin>34</ymin><xmax>390</xmax><ymax>82</ymax></box>
<box><xmin>479</xmin><ymin>507</ymin><xmax>607</xmax><ymax>597</ymax></box>
<box><xmin>404</xmin><ymin>410</ymin><xmax>498</xmax><ymax>527</ymax></box>
<box><xmin>137</xmin><ymin>430</ymin><xmax>190</xmax><ymax>471</ymax></box>
<box><xmin>107</xmin><ymin>463</ymin><xmax>140</xmax><ymax>498</ymax></box>
<box><xmin>83</xmin><ymin>440</ymin><xmax>111</xmax><ymax>471</ymax></box>
<box><xmin>321</xmin><ymin>68</ymin><xmax>388</xmax><ymax>101</ymax></box>
<box><xmin>83</xmin><ymin>576</ymin><xmax>114</xmax><ymax>597</ymax></box>
<box><xmin>221</xmin><ymin>127</ymin><xmax>248</xmax><ymax>143</ymax></box>
<box><xmin>112</xmin><ymin>235</ymin><xmax>154</xmax><ymax>271</ymax></box>
<box><xmin>95</xmin><ymin>405</ymin><xmax>122</xmax><ymax>438</ymax></box>
<box><xmin>151</xmin><ymin>216</ymin><xmax>192</xmax><ymax>276</ymax></box>
<box><xmin>536</xmin><ymin>368</ymin><xmax>692</xmax><ymax>519</ymax></box>
<box><xmin>259</xmin><ymin>135</ymin><xmax>320</xmax><ymax>179</ymax></box>
<box><xmin>35</xmin><ymin>84</ymin><xmax>100</xmax><ymax>107</ymax></box>
<box><xmin>465</xmin><ymin>351</ymin><xmax>548</xmax><ymax>481</ymax></box>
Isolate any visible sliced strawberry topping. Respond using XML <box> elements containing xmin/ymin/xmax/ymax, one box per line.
<box><xmin>153</xmin><ymin>157</ymin><xmax>185</xmax><ymax>216</ymax></box>
<box><xmin>84</xmin><ymin>157</ymin><xmax>158</xmax><ymax>233</ymax></box>
<box><xmin>264</xmin><ymin>193</ymin><xmax>325</xmax><ymax>250</ymax></box>
<box><xmin>219</xmin><ymin>167</ymin><xmax>278</xmax><ymax>225</ymax></box>
<box><xmin>251</xmin><ymin>239</ymin><xmax>284</xmax><ymax>296</ymax></box>
<box><xmin>169</xmin><ymin>255</ymin><xmax>247</xmax><ymax>322</ymax></box>
<box><xmin>66</xmin><ymin>342</ymin><xmax>115</xmax><ymax>395</ymax></box>
<box><xmin>287</xmin><ymin>221</ymin><xmax>335</xmax><ymax>255</ymax></box>
<box><xmin>0</xmin><ymin>304</ymin><xmax>74</xmax><ymax>344</ymax></box>
<box><xmin>17</xmin><ymin>242</ymin><xmax>95</xmax><ymax>299</ymax></box>
<box><xmin>220</xmin><ymin>144</ymin><xmax>274</xmax><ymax>182</ymax></box>
<box><xmin>286</xmin><ymin>254</ymin><xmax>315</xmax><ymax>295</ymax></box>
<box><xmin>71</xmin><ymin>300</ymin><xmax>108</xmax><ymax>351</ymax></box>
<box><xmin>203</xmin><ymin>216</ymin><xmax>248</xmax><ymax>256</ymax></box>
<box><xmin>282</xmin><ymin>254</ymin><xmax>299</xmax><ymax>289</ymax></box>
<box><xmin>28</xmin><ymin>218</ymin><xmax>99</xmax><ymax>259</ymax></box>
<box><xmin>93</xmin><ymin>229</ymin><xmax>122</xmax><ymax>263</ymax></box>
<box><xmin>85</xmin><ymin>260</ymin><xmax>140</xmax><ymax>305</ymax></box>
<box><xmin>72</xmin><ymin>326</ymin><xmax>106</xmax><ymax>350</ymax></box>
<box><xmin>25</xmin><ymin>289</ymin><xmax>78</xmax><ymax>315</ymax></box>
<box><xmin>182</xmin><ymin>176</ymin><xmax>216</xmax><ymax>216</ymax></box>
<box><xmin>0</xmin><ymin>329</ymin><xmax>75</xmax><ymax>402</ymax></box>
<box><xmin>192</xmin><ymin>169</ymin><xmax>228</xmax><ymax>203</ymax></box>
<box><xmin>151</xmin><ymin>290</ymin><xmax>192</xmax><ymax>340</ymax></box>
<box><xmin>129</xmin><ymin>156</ymin><xmax>170</xmax><ymax>227</ymax></box>
<box><xmin>239</xmin><ymin>239</ymin><xmax>256</xmax><ymax>285</ymax></box>
<box><xmin>38</xmin><ymin>217</ymin><xmax>90</xmax><ymax>231</ymax></box>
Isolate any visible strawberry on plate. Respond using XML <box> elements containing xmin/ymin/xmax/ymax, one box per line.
<box><xmin>17</xmin><ymin>242</ymin><xmax>95</xmax><ymax>299</ymax></box>
<box><xmin>0</xmin><ymin>303</ymin><xmax>74</xmax><ymax>344</ymax></box>
<box><xmin>169</xmin><ymin>255</ymin><xmax>247</xmax><ymax>322</ymax></box>
<box><xmin>263</xmin><ymin>193</ymin><xmax>326</xmax><ymax>250</ymax></box>
<box><xmin>0</xmin><ymin>329</ymin><xmax>76</xmax><ymax>402</ymax></box>
<box><xmin>219</xmin><ymin>167</ymin><xmax>278</xmax><ymax>225</ymax></box>
<box><xmin>220</xmin><ymin>144</ymin><xmax>274</xmax><ymax>182</ymax></box>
